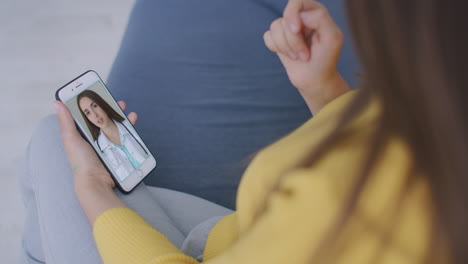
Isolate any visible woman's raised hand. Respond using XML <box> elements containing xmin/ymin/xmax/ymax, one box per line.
<box><xmin>264</xmin><ymin>0</ymin><xmax>349</xmax><ymax>114</ymax></box>
<box><xmin>53</xmin><ymin>100</ymin><xmax>137</xmax><ymax>191</ymax></box>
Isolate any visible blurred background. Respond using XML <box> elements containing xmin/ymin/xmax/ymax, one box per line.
<box><xmin>0</xmin><ymin>0</ymin><xmax>135</xmax><ymax>262</ymax></box>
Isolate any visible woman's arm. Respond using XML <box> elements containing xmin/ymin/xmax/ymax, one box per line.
<box><xmin>298</xmin><ymin>73</ymin><xmax>351</xmax><ymax>115</ymax></box>
<box><xmin>54</xmin><ymin>100</ymin><xmax>132</xmax><ymax>226</ymax></box>
<box><xmin>264</xmin><ymin>0</ymin><xmax>351</xmax><ymax>115</ymax></box>
<box><xmin>55</xmin><ymin>100</ymin><xmax>198</xmax><ymax>264</ymax></box>
<box><xmin>75</xmin><ymin>179</ymin><xmax>126</xmax><ymax>226</ymax></box>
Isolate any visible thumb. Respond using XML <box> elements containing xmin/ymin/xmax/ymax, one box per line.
<box><xmin>53</xmin><ymin>101</ymin><xmax>81</xmax><ymax>142</ymax></box>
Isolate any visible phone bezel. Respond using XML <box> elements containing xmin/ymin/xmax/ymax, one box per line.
<box><xmin>55</xmin><ymin>70</ymin><xmax>156</xmax><ymax>193</ymax></box>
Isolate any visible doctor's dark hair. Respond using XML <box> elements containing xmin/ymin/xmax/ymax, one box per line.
<box><xmin>77</xmin><ymin>90</ymin><xmax>125</xmax><ymax>141</ymax></box>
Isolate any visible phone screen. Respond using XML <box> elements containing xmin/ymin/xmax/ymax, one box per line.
<box><xmin>60</xmin><ymin>75</ymin><xmax>155</xmax><ymax>188</ymax></box>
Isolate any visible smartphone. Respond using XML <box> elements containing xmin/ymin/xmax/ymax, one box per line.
<box><xmin>55</xmin><ymin>70</ymin><xmax>156</xmax><ymax>193</ymax></box>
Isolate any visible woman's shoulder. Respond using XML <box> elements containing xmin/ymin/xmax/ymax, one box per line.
<box><xmin>257</xmin><ymin>139</ymin><xmax>429</xmax><ymax>262</ymax></box>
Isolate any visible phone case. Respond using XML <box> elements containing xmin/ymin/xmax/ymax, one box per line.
<box><xmin>55</xmin><ymin>70</ymin><xmax>148</xmax><ymax>194</ymax></box>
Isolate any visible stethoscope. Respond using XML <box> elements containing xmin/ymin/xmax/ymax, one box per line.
<box><xmin>96</xmin><ymin>121</ymin><xmax>149</xmax><ymax>156</ymax></box>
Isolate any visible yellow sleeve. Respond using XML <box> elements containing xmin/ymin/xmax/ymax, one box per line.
<box><xmin>202</xmin><ymin>170</ymin><xmax>423</xmax><ymax>264</ymax></box>
<box><xmin>92</xmin><ymin>173</ymin><xmax>341</xmax><ymax>264</ymax></box>
<box><xmin>93</xmin><ymin>172</ymin><xmax>421</xmax><ymax>264</ymax></box>
<box><xmin>92</xmin><ymin>172</ymin><xmax>338</xmax><ymax>264</ymax></box>
<box><xmin>203</xmin><ymin>213</ymin><xmax>239</xmax><ymax>261</ymax></box>
<box><xmin>93</xmin><ymin>208</ymin><xmax>198</xmax><ymax>264</ymax></box>
<box><xmin>203</xmin><ymin>169</ymin><xmax>343</xmax><ymax>264</ymax></box>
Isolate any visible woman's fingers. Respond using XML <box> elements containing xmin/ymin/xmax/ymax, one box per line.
<box><xmin>117</xmin><ymin>100</ymin><xmax>126</xmax><ymax>111</ymax></box>
<box><xmin>263</xmin><ymin>30</ymin><xmax>278</xmax><ymax>53</ymax></box>
<box><xmin>281</xmin><ymin>19</ymin><xmax>309</xmax><ymax>61</ymax></box>
<box><xmin>283</xmin><ymin>0</ymin><xmax>324</xmax><ymax>33</ymax></box>
<box><xmin>300</xmin><ymin>9</ymin><xmax>343</xmax><ymax>45</ymax></box>
<box><xmin>127</xmin><ymin>112</ymin><xmax>138</xmax><ymax>125</ymax></box>
<box><xmin>283</xmin><ymin>0</ymin><xmax>304</xmax><ymax>33</ymax></box>
<box><xmin>117</xmin><ymin>100</ymin><xmax>138</xmax><ymax>125</ymax></box>
<box><xmin>269</xmin><ymin>19</ymin><xmax>293</xmax><ymax>58</ymax></box>
<box><xmin>265</xmin><ymin>0</ymin><xmax>339</xmax><ymax>61</ymax></box>
<box><xmin>265</xmin><ymin>18</ymin><xmax>305</xmax><ymax>60</ymax></box>
<box><xmin>54</xmin><ymin>101</ymin><xmax>81</xmax><ymax>144</ymax></box>
<box><xmin>53</xmin><ymin>100</ymin><xmax>91</xmax><ymax>166</ymax></box>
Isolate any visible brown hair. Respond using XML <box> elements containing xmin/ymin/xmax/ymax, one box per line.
<box><xmin>77</xmin><ymin>90</ymin><xmax>125</xmax><ymax>141</ymax></box>
<box><xmin>257</xmin><ymin>0</ymin><xmax>468</xmax><ymax>263</ymax></box>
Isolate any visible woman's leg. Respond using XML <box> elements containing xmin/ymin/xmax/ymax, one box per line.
<box><xmin>19</xmin><ymin>115</ymin><xmax>230</xmax><ymax>263</ymax></box>
<box><xmin>146</xmin><ymin>187</ymin><xmax>233</xmax><ymax>261</ymax></box>
<box><xmin>147</xmin><ymin>187</ymin><xmax>233</xmax><ymax>237</ymax></box>
<box><xmin>19</xmin><ymin>115</ymin><xmax>107</xmax><ymax>263</ymax></box>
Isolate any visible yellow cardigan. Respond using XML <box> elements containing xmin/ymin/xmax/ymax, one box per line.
<box><xmin>93</xmin><ymin>91</ymin><xmax>434</xmax><ymax>263</ymax></box>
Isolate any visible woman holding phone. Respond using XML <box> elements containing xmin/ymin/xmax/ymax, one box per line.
<box><xmin>77</xmin><ymin>90</ymin><xmax>148</xmax><ymax>181</ymax></box>
<box><xmin>20</xmin><ymin>0</ymin><xmax>468</xmax><ymax>263</ymax></box>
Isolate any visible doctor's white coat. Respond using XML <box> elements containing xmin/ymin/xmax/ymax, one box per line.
<box><xmin>96</xmin><ymin>120</ymin><xmax>148</xmax><ymax>181</ymax></box>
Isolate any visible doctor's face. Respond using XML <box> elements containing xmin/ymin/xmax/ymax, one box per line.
<box><xmin>79</xmin><ymin>96</ymin><xmax>111</xmax><ymax>128</ymax></box>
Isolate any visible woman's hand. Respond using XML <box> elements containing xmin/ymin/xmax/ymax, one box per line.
<box><xmin>54</xmin><ymin>101</ymin><xmax>138</xmax><ymax>191</ymax></box>
<box><xmin>263</xmin><ymin>0</ymin><xmax>350</xmax><ymax>114</ymax></box>
<box><xmin>54</xmin><ymin>100</ymin><xmax>137</xmax><ymax>191</ymax></box>
<box><xmin>54</xmin><ymin>100</ymin><xmax>137</xmax><ymax>225</ymax></box>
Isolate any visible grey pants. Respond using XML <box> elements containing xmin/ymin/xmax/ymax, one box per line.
<box><xmin>18</xmin><ymin>115</ymin><xmax>233</xmax><ymax>263</ymax></box>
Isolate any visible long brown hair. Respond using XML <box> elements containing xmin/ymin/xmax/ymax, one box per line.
<box><xmin>257</xmin><ymin>0</ymin><xmax>468</xmax><ymax>263</ymax></box>
<box><xmin>77</xmin><ymin>90</ymin><xmax>125</xmax><ymax>141</ymax></box>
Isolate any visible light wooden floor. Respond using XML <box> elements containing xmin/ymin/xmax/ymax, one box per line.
<box><xmin>0</xmin><ymin>0</ymin><xmax>135</xmax><ymax>262</ymax></box>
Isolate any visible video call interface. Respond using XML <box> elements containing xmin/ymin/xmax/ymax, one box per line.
<box><xmin>67</xmin><ymin>81</ymin><xmax>150</xmax><ymax>182</ymax></box>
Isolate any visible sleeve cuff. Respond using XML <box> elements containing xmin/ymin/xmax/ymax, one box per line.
<box><xmin>93</xmin><ymin>207</ymin><xmax>197</xmax><ymax>264</ymax></box>
<box><xmin>203</xmin><ymin>213</ymin><xmax>239</xmax><ymax>261</ymax></box>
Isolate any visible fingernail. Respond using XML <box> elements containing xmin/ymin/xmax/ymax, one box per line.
<box><xmin>299</xmin><ymin>52</ymin><xmax>308</xmax><ymax>62</ymax></box>
<box><xmin>289</xmin><ymin>22</ymin><xmax>299</xmax><ymax>33</ymax></box>
<box><xmin>288</xmin><ymin>51</ymin><xmax>298</xmax><ymax>60</ymax></box>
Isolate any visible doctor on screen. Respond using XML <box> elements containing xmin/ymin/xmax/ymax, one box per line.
<box><xmin>77</xmin><ymin>90</ymin><xmax>148</xmax><ymax>181</ymax></box>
